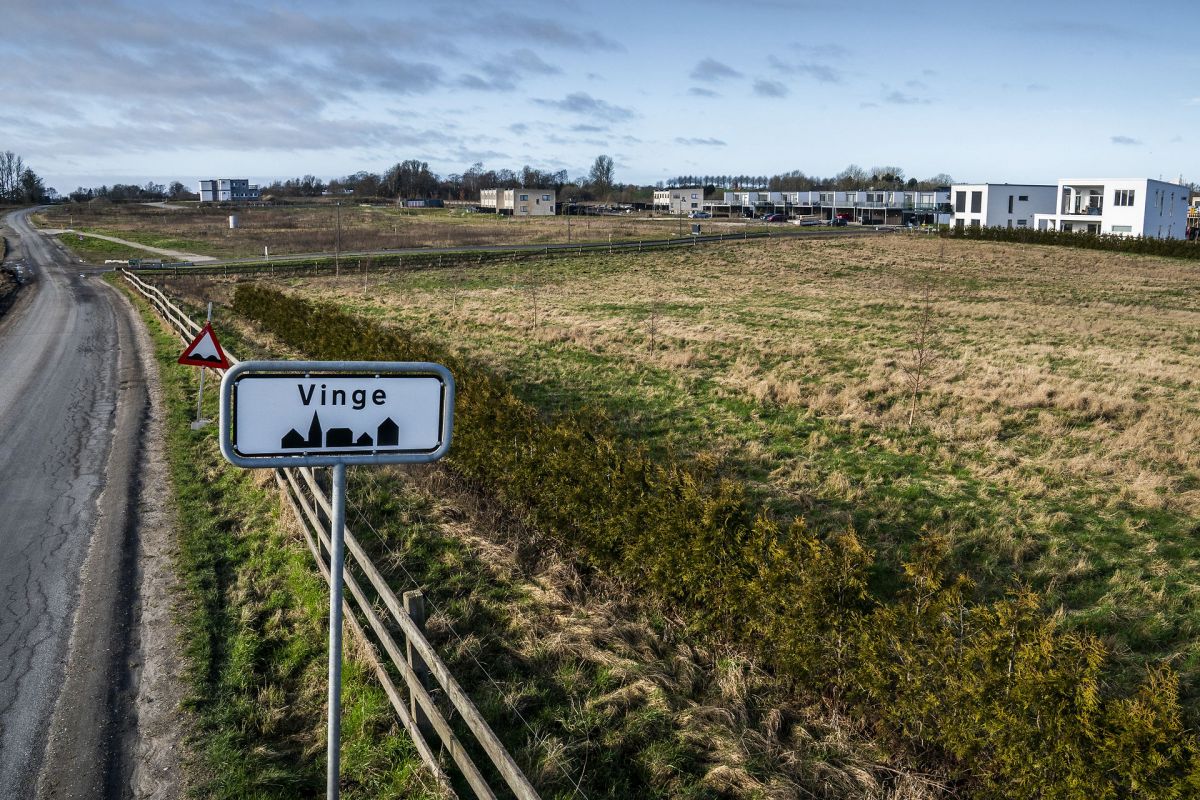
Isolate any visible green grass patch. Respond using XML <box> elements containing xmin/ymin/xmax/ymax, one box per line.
<box><xmin>57</xmin><ymin>232</ymin><xmax>178</xmax><ymax>263</ymax></box>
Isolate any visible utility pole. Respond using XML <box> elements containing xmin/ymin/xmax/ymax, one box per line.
<box><xmin>335</xmin><ymin>201</ymin><xmax>341</xmax><ymax>277</ymax></box>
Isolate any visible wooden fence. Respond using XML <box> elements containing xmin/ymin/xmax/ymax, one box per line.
<box><xmin>121</xmin><ymin>269</ymin><xmax>541</xmax><ymax>800</ymax></box>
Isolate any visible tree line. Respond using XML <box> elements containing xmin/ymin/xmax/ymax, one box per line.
<box><xmin>53</xmin><ymin>153</ymin><xmax>963</xmax><ymax>207</ymax></box>
<box><xmin>261</xmin><ymin>155</ymin><xmax>626</xmax><ymax>203</ymax></box>
<box><xmin>0</xmin><ymin>151</ymin><xmax>48</xmax><ymax>204</ymax></box>
<box><xmin>67</xmin><ymin>181</ymin><xmax>196</xmax><ymax>203</ymax></box>
<box><xmin>665</xmin><ymin>164</ymin><xmax>956</xmax><ymax>192</ymax></box>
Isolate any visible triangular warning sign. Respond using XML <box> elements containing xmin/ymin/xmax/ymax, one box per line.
<box><xmin>178</xmin><ymin>322</ymin><xmax>231</xmax><ymax>369</ymax></box>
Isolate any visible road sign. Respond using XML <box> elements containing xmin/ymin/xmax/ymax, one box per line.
<box><xmin>219</xmin><ymin>361</ymin><xmax>453</xmax><ymax>467</ymax></box>
<box><xmin>178</xmin><ymin>322</ymin><xmax>231</xmax><ymax>369</ymax></box>
<box><xmin>218</xmin><ymin>360</ymin><xmax>455</xmax><ymax>800</ymax></box>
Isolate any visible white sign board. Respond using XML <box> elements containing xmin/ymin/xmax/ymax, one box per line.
<box><xmin>220</xmin><ymin>361</ymin><xmax>454</xmax><ymax>467</ymax></box>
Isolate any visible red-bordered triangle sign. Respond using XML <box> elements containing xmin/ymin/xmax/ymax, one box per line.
<box><xmin>178</xmin><ymin>322</ymin><xmax>231</xmax><ymax>369</ymax></box>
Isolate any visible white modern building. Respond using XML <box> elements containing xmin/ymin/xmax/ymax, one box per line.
<box><xmin>1031</xmin><ymin>178</ymin><xmax>1190</xmax><ymax>239</ymax></box>
<box><xmin>949</xmin><ymin>184</ymin><xmax>1056</xmax><ymax>230</ymax></box>
<box><xmin>198</xmin><ymin>178</ymin><xmax>260</xmax><ymax>202</ymax></box>
<box><xmin>480</xmin><ymin>188</ymin><xmax>556</xmax><ymax>216</ymax></box>
<box><xmin>653</xmin><ymin>187</ymin><xmax>705</xmax><ymax>214</ymax></box>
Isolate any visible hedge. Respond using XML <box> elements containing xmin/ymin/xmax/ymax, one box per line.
<box><xmin>946</xmin><ymin>224</ymin><xmax>1200</xmax><ymax>259</ymax></box>
<box><xmin>235</xmin><ymin>284</ymin><xmax>1200</xmax><ymax>798</ymax></box>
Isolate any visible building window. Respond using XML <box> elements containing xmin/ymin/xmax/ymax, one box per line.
<box><xmin>970</xmin><ymin>191</ymin><xmax>982</xmax><ymax>213</ymax></box>
<box><xmin>691</xmin><ymin>193</ymin><xmax>698</xmax><ymax>199</ymax></box>
<box><xmin>542</xmin><ymin>194</ymin><xmax>551</xmax><ymax>201</ymax></box>
<box><xmin>1112</xmin><ymin>225</ymin><xmax>1132</xmax><ymax>233</ymax></box>
<box><xmin>1008</xmin><ymin>195</ymin><xmax>1014</xmax><ymax>213</ymax></box>
<box><xmin>1114</xmin><ymin>189</ymin><xmax>1135</xmax><ymax>206</ymax></box>
<box><xmin>955</xmin><ymin>219</ymin><xmax>965</xmax><ymax>230</ymax></box>
<box><xmin>1018</xmin><ymin>195</ymin><xmax>1028</xmax><ymax>201</ymax></box>
<box><xmin>1017</xmin><ymin>219</ymin><xmax>1027</xmax><ymax>227</ymax></box>
<box><xmin>691</xmin><ymin>202</ymin><xmax>698</xmax><ymax>208</ymax></box>
<box><xmin>970</xmin><ymin>219</ymin><xmax>981</xmax><ymax>228</ymax></box>
<box><xmin>519</xmin><ymin>194</ymin><xmax>529</xmax><ymax>201</ymax></box>
<box><xmin>520</xmin><ymin>205</ymin><xmax>528</xmax><ymax>212</ymax></box>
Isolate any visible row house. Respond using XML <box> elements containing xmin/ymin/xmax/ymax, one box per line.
<box><xmin>719</xmin><ymin>189</ymin><xmax>950</xmax><ymax>224</ymax></box>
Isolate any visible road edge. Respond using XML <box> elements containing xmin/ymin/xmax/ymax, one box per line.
<box><xmin>34</xmin><ymin>276</ymin><xmax>188</xmax><ymax>799</ymax></box>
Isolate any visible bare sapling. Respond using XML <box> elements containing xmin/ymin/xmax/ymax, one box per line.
<box><xmin>526</xmin><ymin>264</ymin><xmax>540</xmax><ymax>331</ymax></box>
<box><xmin>904</xmin><ymin>282</ymin><xmax>938</xmax><ymax>429</ymax></box>
<box><xmin>643</xmin><ymin>299</ymin><xmax>662</xmax><ymax>352</ymax></box>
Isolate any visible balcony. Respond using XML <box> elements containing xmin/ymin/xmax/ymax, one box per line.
<box><xmin>1061</xmin><ymin>185</ymin><xmax>1104</xmax><ymax>216</ymax></box>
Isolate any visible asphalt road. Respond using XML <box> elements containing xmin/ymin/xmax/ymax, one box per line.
<box><xmin>0</xmin><ymin>208</ymin><xmax>148</xmax><ymax>798</ymax></box>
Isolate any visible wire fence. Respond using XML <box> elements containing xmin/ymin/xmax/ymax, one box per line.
<box><xmin>121</xmin><ymin>268</ymin><xmax>546</xmax><ymax>800</ymax></box>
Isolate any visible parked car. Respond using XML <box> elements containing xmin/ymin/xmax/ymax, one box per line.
<box><xmin>763</xmin><ymin>213</ymin><xmax>786</xmax><ymax>222</ymax></box>
<box><xmin>828</xmin><ymin>217</ymin><xmax>848</xmax><ymax>226</ymax></box>
<box><xmin>688</xmin><ymin>210</ymin><xmax>711</xmax><ymax>218</ymax></box>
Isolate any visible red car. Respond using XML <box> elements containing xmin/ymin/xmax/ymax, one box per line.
<box><xmin>763</xmin><ymin>213</ymin><xmax>786</xmax><ymax>222</ymax></box>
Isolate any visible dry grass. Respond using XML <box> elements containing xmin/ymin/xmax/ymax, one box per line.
<box><xmin>227</xmin><ymin>234</ymin><xmax>1200</xmax><ymax>691</ymax></box>
<box><xmin>37</xmin><ymin>202</ymin><xmax>761</xmax><ymax>260</ymax></box>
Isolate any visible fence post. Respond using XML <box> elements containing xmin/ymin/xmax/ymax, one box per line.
<box><xmin>404</xmin><ymin>590</ymin><xmax>436</xmax><ymax>745</ymax></box>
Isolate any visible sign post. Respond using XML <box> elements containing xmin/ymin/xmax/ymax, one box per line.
<box><xmin>219</xmin><ymin>360</ymin><xmax>455</xmax><ymax>800</ymax></box>
<box><xmin>178</xmin><ymin>304</ymin><xmax>231</xmax><ymax>429</ymax></box>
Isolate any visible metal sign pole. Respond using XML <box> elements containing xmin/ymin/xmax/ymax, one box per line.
<box><xmin>218</xmin><ymin>361</ymin><xmax>455</xmax><ymax>799</ymax></box>
<box><xmin>327</xmin><ymin>461</ymin><xmax>347</xmax><ymax>800</ymax></box>
<box><xmin>194</xmin><ymin>303</ymin><xmax>213</xmax><ymax>427</ymax></box>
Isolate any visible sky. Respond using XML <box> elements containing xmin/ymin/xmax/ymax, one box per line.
<box><xmin>2</xmin><ymin>0</ymin><xmax>1196</xmax><ymax>193</ymax></box>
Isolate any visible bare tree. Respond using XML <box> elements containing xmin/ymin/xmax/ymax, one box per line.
<box><xmin>588</xmin><ymin>154</ymin><xmax>615</xmax><ymax>199</ymax></box>
<box><xmin>0</xmin><ymin>151</ymin><xmax>25</xmax><ymax>202</ymax></box>
<box><xmin>904</xmin><ymin>282</ymin><xmax>938</xmax><ymax>428</ymax></box>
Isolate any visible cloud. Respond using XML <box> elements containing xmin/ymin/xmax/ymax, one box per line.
<box><xmin>509</xmin><ymin>123</ymin><xmax>529</xmax><ymax>134</ymax></box>
<box><xmin>675</xmin><ymin>137</ymin><xmax>727</xmax><ymax>147</ymax></box>
<box><xmin>571</xmin><ymin>124</ymin><xmax>609</xmax><ymax>132</ymax></box>
<box><xmin>688</xmin><ymin>87</ymin><xmax>720</xmax><ymax>98</ymax></box>
<box><xmin>883</xmin><ymin>88</ymin><xmax>930</xmax><ymax>105</ymax></box>
<box><xmin>1111</xmin><ymin>135</ymin><xmax>1142</xmax><ymax>145</ymax></box>
<box><xmin>753</xmin><ymin>79</ymin><xmax>789</xmax><ymax>98</ymax></box>
<box><xmin>690</xmin><ymin>58</ymin><xmax>743</xmax><ymax>82</ymax></box>
<box><xmin>767</xmin><ymin>56</ymin><xmax>842</xmax><ymax>84</ymax></box>
<box><xmin>465</xmin><ymin>12</ymin><xmax>623</xmax><ymax>52</ymax></box>
<box><xmin>789</xmin><ymin>42</ymin><xmax>852</xmax><ymax>59</ymax></box>
<box><xmin>533</xmin><ymin>92</ymin><xmax>635</xmax><ymax>122</ymax></box>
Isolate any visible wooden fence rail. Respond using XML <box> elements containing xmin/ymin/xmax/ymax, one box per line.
<box><xmin>121</xmin><ymin>269</ymin><xmax>541</xmax><ymax>800</ymax></box>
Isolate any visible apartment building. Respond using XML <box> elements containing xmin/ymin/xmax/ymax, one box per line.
<box><xmin>198</xmin><ymin>178</ymin><xmax>260</xmax><ymax>202</ymax></box>
<box><xmin>1032</xmin><ymin>178</ymin><xmax>1190</xmax><ymax>239</ymax></box>
<box><xmin>479</xmin><ymin>188</ymin><xmax>557</xmax><ymax>216</ymax></box>
<box><xmin>949</xmin><ymin>184</ymin><xmax>1056</xmax><ymax>230</ymax></box>
<box><xmin>652</xmin><ymin>187</ymin><xmax>705</xmax><ymax>214</ymax></box>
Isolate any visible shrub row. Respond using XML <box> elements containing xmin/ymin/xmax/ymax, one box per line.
<box><xmin>945</xmin><ymin>224</ymin><xmax>1200</xmax><ymax>259</ymax></box>
<box><xmin>235</xmin><ymin>284</ymin><xmax>1200</xmax><ymax>798</ymax></box>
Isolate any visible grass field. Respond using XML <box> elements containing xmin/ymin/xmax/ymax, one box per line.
<box><xmin>153</xmin><ymin>270</ymin><xmax>937</xmax><ymax>798</ymax></box>
<box><xmin>223</xmin><ymin>234</ymin><xmax>1200</xmax><ymax>703</ymax></box>
<box><xmin>37</xmin><ymin>201</ymin><xmax>773</xmax><ymax>260</ymax></box>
